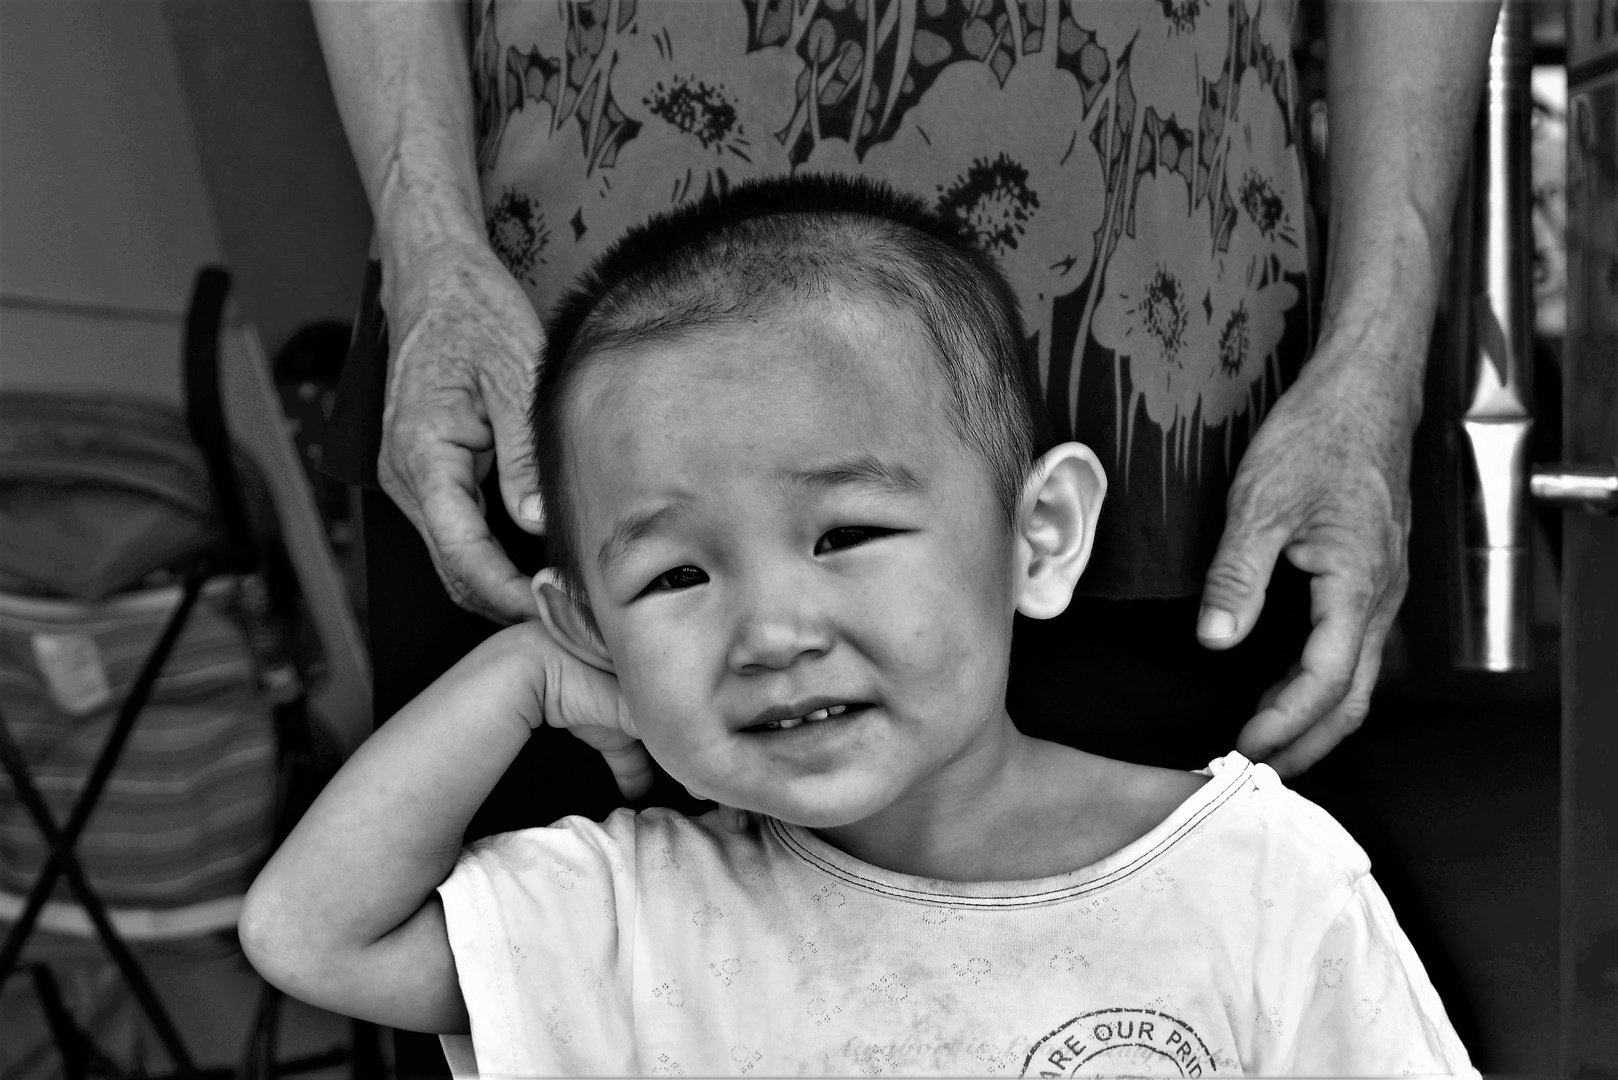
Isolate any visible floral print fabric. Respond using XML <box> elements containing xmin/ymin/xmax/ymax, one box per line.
<box><xmin>473</xmin><ymin>0</ymin><xmax>1313</xmax><ymax>597</ymax></box>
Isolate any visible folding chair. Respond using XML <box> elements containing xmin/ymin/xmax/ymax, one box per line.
<box><xmin>0</xmin><ymin>269</ymin><xmax>359</xmax><ymax>1079</ymax></box>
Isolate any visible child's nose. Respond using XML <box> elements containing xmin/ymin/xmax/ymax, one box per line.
<box><xmin>724</xmin><ymin>578</ymin><xmax>832</xmax><ymax>674</ymax></box>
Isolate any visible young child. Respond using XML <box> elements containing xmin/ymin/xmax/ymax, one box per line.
<box><xmin>241</xmin><ymin>175</ymin><xmax>1476</xmax><ymax>1077</ymax></box>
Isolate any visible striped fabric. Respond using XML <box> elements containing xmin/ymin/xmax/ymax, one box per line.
<box><xmin>0</xmin><ymin>576</ymin><xmax>276</xmax><ymax>909</ymax></box>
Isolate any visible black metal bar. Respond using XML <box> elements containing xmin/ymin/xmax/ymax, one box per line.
<box><xmin>63</xmin><ymin>562</ymin><xmax>211</xmax><ymax>843</ymax></box>
<box><xmin>54</xmin><ymin>856</ymin><xmax>202</xmax><ymax>1077</ymax></box>
<box><xmin>350</xmin><ymin>1019</ymin><xmax>385</xmax><ymax>1080</ymax></box>
<box><xmin>0</xmin><ymin>719</ymin><xmax>204</xmax><ymax>1078</ymax></box>
<box><xmin>241</xmin><ymin>979</ymin><xmax>282</xmax><ymax>1080</ymax></box>
<box><xmin>0</xmin><ymin>563</ymin><xmax>210</xmax><ymax>985</ymax></box>
<box><xmin>27</xmin><ymin>965</ymin><xmax>136</xmax><ymax>1077</ymax></box>
<box><xmin>183</xmin><ymin>267</ymin><xmax>256</xmax><ymax>574</ymax></box>
<box><xmin>30</xmin><ymin>964</ymin><xmax>89</xmax><ymax>1080</ymax></box>
<box><xmin>272</xmin><ymin>1048</ymin><xmax>349</xmax><ymax>1077</ymax></box>
<box><xmin>0</xmin><ymin>565</ymin><xmax>214</xmax><ymax>1077</ymax></box>
<box><xmin>0</xmin><ymin>714</ymin><xmax>67</xmax><ymax>982</ymax></box>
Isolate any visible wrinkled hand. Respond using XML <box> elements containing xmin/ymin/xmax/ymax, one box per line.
<box><xmin>1197</xmin><ymin>346</ymin><xmax>1418</xmax><ymax>777</ymax></box>
<box><xmin>379</xmin><ymin>238</ymin><xmax>544</xmax><ymax>624</ymax></box>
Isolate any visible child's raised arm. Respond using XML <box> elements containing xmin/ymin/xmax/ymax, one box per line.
<box><xmin>238</xmin><ymin>621</ymin><xmax>643</xmax><ymax>1033</ymax></box>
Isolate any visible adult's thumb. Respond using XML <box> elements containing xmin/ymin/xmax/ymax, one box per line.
<box><xmin>491</xmin><ymin>401</ymin><xmax>545</xmax><ymax>535</ymax></box>
<box><xmin>1197</xmin><ymin>524</ymin><xmax>1287</xmax><ymax>649</ymax></box>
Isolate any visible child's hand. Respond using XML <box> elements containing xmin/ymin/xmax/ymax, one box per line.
<box><xmin>679</xmin><ymin>780</ymin><xmax>753</xmax><ymax>835</ymax></box>
<box><xmin>498</xmin><ymin>621</ymin><xmax>656</xmax><ymax>800</ymax></box>
<box><xmin>518</xmin><ymin>624</ymin><xmax>747</xmax><ymax>823</ymax></box>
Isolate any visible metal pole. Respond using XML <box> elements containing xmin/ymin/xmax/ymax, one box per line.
<box><xmin>1446</xmin><ymin>0</ymin><xmax>1536</xmax><ymax>671</ymax></box>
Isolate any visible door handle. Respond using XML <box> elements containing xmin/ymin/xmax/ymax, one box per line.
<box><xmin>1530</xmin><ymin>461</ymin><xmax>1618</xmax><ymax>514</ymax></box>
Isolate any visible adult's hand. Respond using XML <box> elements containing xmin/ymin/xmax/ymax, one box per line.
<box><xmin>1197</xmin><ymin>0</ymin><xmax>1500</xmax><ymax>776</ymax></box>
<box><xmin>311</xmin><ymin>1</ymin><xmax>543</xmax><ymax>623</ymax></box>
<box><xmin>379</xmin><ymin>237</ymin><xmax>545</xmax><ymax>624</ymax></box>
<box><xmin>1196</xmin><ymin>340</ymin><xmax>1418</xmax><ymax>778</ymax></box>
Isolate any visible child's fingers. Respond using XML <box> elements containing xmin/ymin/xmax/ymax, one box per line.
<box><xmin>677</xmin><ymin>786</ymin><xmax>751</xmax><ymax>833</ymax></box>
<box><xmin>561</xmin><ymin>725</ymin><xmax>655</xmax><ymax>800</ymax></box>
<box><xmin>596</xmin><ymin>738</ymin><xmax>656</xmax><ymax>800</ymax></box>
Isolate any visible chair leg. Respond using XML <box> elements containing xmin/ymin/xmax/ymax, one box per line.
<box><xmin>0</xmin><ymin>566</ymin><xmax>211</xmax><ymax>1078</ymax></box>
<box><xmin>30</xmin><ymin>964</ymin><xmax>88</xmax><ymax>1080</ymax></box>
<box><xmin>0</xmin><ymin>719</ymin><xmax>202</xmax><ymax>1078</ymax></box>
<box><xmin>240</xmin><ymin>979</ymin><xmax>282</xmax><ymax>1080</ymax></box>
<box><xmin>350</xmin><ymin>1021</ymin><xmax>385</xmax><ymax>1080</ymax></box>
<box><xmin>0</xmin><ymin>565</ymin><xmax>209</xmax><ymax>985</ymax></box>
<box><xmin>28</xmin><ymin>964</ymin><xmax>128</xmax><ymax>1080</ymax></box>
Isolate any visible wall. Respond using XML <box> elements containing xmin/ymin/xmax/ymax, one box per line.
<box><xmin>163</xmin><ymin>0</ymin><xmax>373</xmax><ymax>357</ymax></box>
<box><xmin>0</xmin><ymin>0</ymin><xmax>372</xmax><ymax>751</ymax></box>
<box><xmin>0</xmin><ymin>0</ymin><xmax>374</xmax><ymax>394</ymax></box>
<box><xmin>0</xmin><ymin>0</ymin><xmax>224</xmax><ymax>401</ymax></box>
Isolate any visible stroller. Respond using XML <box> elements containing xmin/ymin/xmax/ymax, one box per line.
<box><xmin>0</xmin><ymin>270</ymin><xmax>354</xmax><ymax>1079</ymax></box>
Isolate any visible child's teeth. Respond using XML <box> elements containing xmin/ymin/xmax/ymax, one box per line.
<box><xmin>761</xmin><ymin>705</ymin><xmax>857</xmax><ymax>730</ymax></box>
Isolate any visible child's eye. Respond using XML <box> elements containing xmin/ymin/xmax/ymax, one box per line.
<box><xmin>814</xmin><ymin>526</ymin><xmax>897</xmax><ymax>555</ymax></box>
<box><xmin>646</xmin><ymin>565</ymin><xmax>709</xmax><ymax>592</ymax></box>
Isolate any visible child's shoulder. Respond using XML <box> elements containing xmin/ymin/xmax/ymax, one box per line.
<box><xmin>1074</xmin><ymin>751</ymin><xmax>1371</xmax><ymax>888</ymax></box>
<box><xmin>457</xmin><ymin>804</ymin><xmax>765</xmax><ymax>884</ymax></box>
<box><xmin>1201</xmin><ymin>753</ymin><xmax>1371</xmax><ymax>875</ymax></box>
<box><xmin>1170</xmin><ymin>754</ymin><xmax>1374</xmax><ymax>909</ymax></box>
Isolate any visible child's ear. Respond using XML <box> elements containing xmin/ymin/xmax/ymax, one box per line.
<box><xmin>1013</xmin><ymin>442</ymin><xmax>1107</xmax><ymax>620</ymax></box>
<box><xmin>532</xmin><ymin>568</ymin><xmax>616</xmax><ymax>674</ymax></box>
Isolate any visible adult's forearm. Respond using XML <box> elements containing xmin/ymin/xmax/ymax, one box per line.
<box><xmin>1315</xmin><ymin>0</ymin><xmax>1500</xmax><ymax>411</ymax></box>
<box><xmin>310</xmin><ymin>0</ymin><xmax>484</xmax><ymax>275</ymax></box>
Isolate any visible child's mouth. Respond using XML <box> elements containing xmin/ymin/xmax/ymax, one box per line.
<box><xmin>745</xmin><ymin>703</ymin><xmax>872</xmax><ymax>732</ymax></box>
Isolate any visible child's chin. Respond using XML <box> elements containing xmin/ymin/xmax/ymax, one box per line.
<box><xmin>742</xmin><ymin>790</ymin><xmax>887</xmax><ymax>831</ymax></box>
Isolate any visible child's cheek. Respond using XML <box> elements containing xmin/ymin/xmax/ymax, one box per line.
<box><xmin>616</xmin><ymin>630</ymin><xmax>707</xmax><ymax>740</ymax></box>
<box><xmin>887</xmin><ymin>555</ymin><xmax>1013</xmax><ymax>716</ymax></box>
<box><xmin>860</xmin><ymin>571</ymin><xmax>984</xmax><ymax>685</ymax></box>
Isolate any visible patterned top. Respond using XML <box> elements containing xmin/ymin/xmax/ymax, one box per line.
<box><xmin>472</xmin><ymin>0</ymin><xmax>1313</xmax><ymax>597</ymax></box>
<box><xmin>436</xmin><ymin>754</ymin><xmax>1476</xmax><ymax>1075</ymax></box>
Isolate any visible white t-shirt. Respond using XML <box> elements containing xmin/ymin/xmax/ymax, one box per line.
<box><xmin>437</xmin><ymin>753</ymin><xmax>1476</xmax><ymax>1077</ymax></box>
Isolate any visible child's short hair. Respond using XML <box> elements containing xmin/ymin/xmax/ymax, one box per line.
<box><xmin>532</xmin><ymin>173</ymin><xmax>1053</xmax><ymax>612</ymax></box>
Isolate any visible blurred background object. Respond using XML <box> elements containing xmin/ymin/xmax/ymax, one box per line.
<box><xmin>1443</xmin><ymin>0</ymin><xmax>1535</xmax><ymax>675</ymax></box>
<box><xmin>1</xmin><ymin>1</ymin><xmax>373</xmax><ymax>1074</ymax></box>
<box><xmin>1554</xmin><ymin>1</ymin><xmax>1618</xmax><ymax>1072</ymax></box>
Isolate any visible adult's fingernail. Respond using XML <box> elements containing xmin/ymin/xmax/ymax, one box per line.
<box><xmin>1198</xmin><ymin>608</ymin><xmax>1236</xmax><ymax>640</ymax></box>
<box><xmin>518</xmin><ymin>494</ymin><xmax>544</xmax><ymax>525</ymax></box>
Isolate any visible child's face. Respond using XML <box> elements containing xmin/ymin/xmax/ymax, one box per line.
<box><xmin>563</xmin><ymin>300</ymin><xmax>1022</xmax><ymax>828</ymax></box>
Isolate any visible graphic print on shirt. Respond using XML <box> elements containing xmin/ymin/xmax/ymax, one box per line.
<box><xmin>1021</xmin><ymin>1008</ymin><xmax>1216</xmax><ymax>1077</ymax></box>
<box><xmin>470</xmin><ymin>0</ymin><xmax>1310</xmax><ymax>595</ymax></box>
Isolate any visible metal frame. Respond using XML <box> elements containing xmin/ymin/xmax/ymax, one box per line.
<box><xmin>0</xmin><ymin>268</ymin><xmax>364</xmax><ymax>1078</ymax></box>
<box><xmin>0</xmin><ymin>563</ymin><xmax>212</xmax><ymax>1077</ymax></box>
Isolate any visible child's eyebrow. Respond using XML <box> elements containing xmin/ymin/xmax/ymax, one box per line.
<box><xmin>774</xmin><ymin>455</ymin><xmax>926</xmax><ymax>496</ymax></box>
<box><xmin>597</xmin><ymin>456</ymin><xmax>924</xmax><ymax>575</ymax></box>
<box><xmin>598</xmin><ymin>503</ymin><xmax>689</xmax><ymax>575</ymax></box>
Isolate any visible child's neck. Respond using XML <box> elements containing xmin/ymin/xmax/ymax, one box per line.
<box><xmin>808</xmin><ymin>723</ymin><xmax>1207</xmax><ymax>883</ymax></box>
